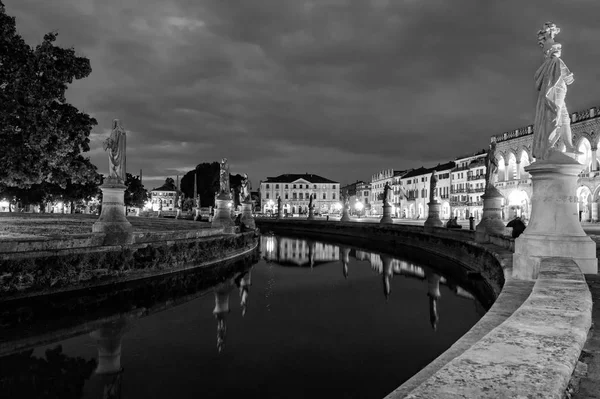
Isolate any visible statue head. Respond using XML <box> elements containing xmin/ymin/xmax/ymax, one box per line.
<box><xmin>537</xmin><ymin>22</ymin><xmax>562</xmax><ymax>58</ymax></box>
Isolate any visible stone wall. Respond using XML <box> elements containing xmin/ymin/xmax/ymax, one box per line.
<box><xmin>0</xmin><ymin>230</ymin><xmax>259</xmax><ymax>298</ymax></box>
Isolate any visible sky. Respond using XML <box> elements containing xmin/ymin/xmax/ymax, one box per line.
<box><xmin>6</xmin><ymin>0</ymin><xmax>600</xmax><ymax>190</ymax></box>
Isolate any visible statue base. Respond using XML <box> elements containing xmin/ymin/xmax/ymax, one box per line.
<box><xmin>475</xmin><ymin>186</ymin><xmax>506</xmax><ymax>243</ymax></box>
<box><xmin>277</xmin><ymin>209</ymin><xmax>283</xmax><ymax>220</ymax></box>
<box><xmin>424</xmin><ymin>201</ymin><xmax>443</xmax><ymax>230</ymax></box>
<box><xmin>175</xmin><ymin>209</ymin><xmax>182</xmax><ymax>219</ymax></box>
<box><xmin>212</xmin><ymin>198</ymin><xmax>234</xmax><ymax>231</ymax></box>
<box><xmin>380</xmin><ymin>203</ymin><xmax>393</xmax><ymax>224</ymax></box>
<box><xmin>89</xmin><ymin>320</ymin><xmax>128</xmax><ymax>375</ymax></box>
<box><xmin>92</xmin><ymin>181</ymin><xmax>133</xmax><ymax>245</ymax></box>
<box><xmin>194</xmin><ymin>208</ymin><xmax>201</xmax><ymax>221</ymax></box>
<box><xmin>513</xmin><ymin>154</ymin><xmax>597</xmax><ymax>279</ymax></box>
<box><xmin>240</xmin><ymin>202</ymin><xmax>255</xmax><ymax>229</ymax></box>
<box><xmin>307</xmin><ymin>208</ymin><xmax>315</xmax><ymax>220</ymax></box>
<box><xmin>340</xmin><ymin>208</ymin><xmax>350</xmax><ymax>222</ymax></box>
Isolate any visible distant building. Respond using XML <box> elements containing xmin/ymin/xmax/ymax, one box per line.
<box><xmin>370</xmin><ymin>169</ymin><xmax>395</xmax><ymax>216</ymax></box>
<box><xmin>399</xmin><ymin>162</ymin><xmax>454</xmax><ymax>220</ymax></box>
<box><xmin>151</xmin><ymin>184</ymin><xmax>177</xmax><ymax>211</ymax></box>
<box><xmin>259</xmin><ymin>173</ymin><xmax>340</xmax><ymax>215</ymax></box>
<box><xmin>340</xmin><ymin>180</ymin><xmax>370</xmax><ymax>215</ymax></box>
<box><xmin>451</xmin><ymin>150</ymin><xmax>487</xmax><ymax>220</ymax></box>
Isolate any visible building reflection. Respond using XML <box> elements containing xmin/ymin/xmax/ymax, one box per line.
<box><xmin>261</xmin><ymin>235</ymin><xmax>339</xmax><ymax>266</ymax></box>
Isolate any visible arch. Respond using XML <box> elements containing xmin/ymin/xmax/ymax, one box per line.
<box><xmin>506</xmin><ymin>151</ymin><xmax>518</xmax><ymax>181</ymax></box>
<box><xmin>576</xmin><ymin>137</ymin><xmax>593</xmax><ymax>174</ymax></box>
<box><xmin>577</xmin><ymin>185</ymin><xmax>593</xmax><ymax>222</ymax></box>
<box><xmin>497</xmin><ymin>154</ymin><xmax>506</xmax><ymax>182</ymax></box>
<box><xmin>409</xmin><ymin>203</ymin><xmax>415</xmax><ymax>218</ymax></box>
<box><xmin>441</xmin><ymin>201</ymin><xmax>450</xmax><ymax>219</ymax></box>
<box><xmin>418</xmin><ymin>203</ymin><xmax>424</xmax><ymax>219</ymax></box>
<box><xmin>507</xmin><ymin>189</ymin><xmax>530</xmax><ymax>221</ymax></box>
<box><xmin>518</xmin><ymin>149</ymin><xmax>531</xmax><ymax>179</ymax></box>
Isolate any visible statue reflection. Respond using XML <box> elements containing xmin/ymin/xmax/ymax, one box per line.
<box><xmin>308</xmin><ymin>240</ymin><xmax>316</xmax><ymax>269</ymax></box>
<box><xmin>213</xmin><ymin>282</ymin><xmax>234</xmax><ymax>353</ymax></box>
<box><xmin>425</xmin><ymin>271</ymin><xmax>442</xmax><ymax>331</ymax></box>
<box><xmin>89</xmin><ymin>318</ymin><xmax>129</xmax><ymax>399</ymax></box>
<box><xmin>235</xmin><ymin>270</ymin><xmax>252</xmax><ymax>317</ymax></box>
<box><xmin>381</xmin><ymin>255</ymin><xmax>393</xmax><ymax>301</ymax></box>
<box><xmin>340</xmin><ymin>246</ymin><xmax>350</xmax><ymax>279</ymax></box>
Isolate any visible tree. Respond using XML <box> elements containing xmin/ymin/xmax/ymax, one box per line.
<box><xmin>124</xmin><ymin>173</ymin><xmax>148</xmax><ymax>208</ymax></box>
<box><xmin>180</xmin><ymin>163</ymin><xmax>220</xmax><ymax>207</ymax></box>
<box><xmin>163</xmin><ymin>177</ymin><xmax>176</xmax><ymax>191</ymax></box>
<box><xmin>0</xmin><ymin>2</ymin><xmax>97</xmax><ymax>190</ymax></box>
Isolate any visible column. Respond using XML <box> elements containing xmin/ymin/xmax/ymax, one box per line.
<box><xmin>591</xmin><ymin>146</ymin><xmax>598</xmax><ymax>174</ymax></box>
<box><xmin>504</xmin><ymin>160</ymin><xmax>511</xmax><ymax>181</ymax></box>
<box><xmin>515</xmin><ymin>160</ymin><xmax>521</xmax><ymax>180</ymax></box>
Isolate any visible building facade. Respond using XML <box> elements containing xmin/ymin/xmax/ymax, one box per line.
<box><xmin>399</xmin><ymin>162</ymin><xmax>454</xmax><ymax>219</ymax></box>
<box><xmin>151</xmin><ymin>184</ymin><xmax>177</xmax><ymax>211</ymax></box>
<box><xmin>450</xmin><ymin>150</ymin><xmax>487</xmax><ymax>220</ymax></box>
<box><xmin>370</xmin><ymin>169</ymin><xmax>395</xmax><ymax>215</ymax></box>
<box><xmin>259</xmin><ymin>174</ymin><xmax>340</xmax><ymax>215</ymax></box>
<box><xmin>491</xmin><ymin>105</ymin><xmax>600</xmax><ymax>222</ymax></box>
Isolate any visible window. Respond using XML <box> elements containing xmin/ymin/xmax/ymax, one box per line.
<box><xmin>332</xmin><ymin>185</ymin><xmax>336</xmax><ymax>189</ymax></box>
<box><xmin>293</xmin><ymin>193</ymin><xmax>297</xmax><ymax>199</ymax></box>
<box><xmin>299</xmin><ymin>184</ymin><xmax>303</xmax><ymax>189</ymax></box>
<box><xmin>299</xmin><ymin>193</ymin><xmax>303</xmax><ymax>199</ymax></box>
<box><xmin>266</xmin><ymin>184</ymin><xmax>270</xmax><ymax>189</ymax></box>
<box><xmin>266</xmin><ymin>193</ymin><xmax>269</xmax><ymax>199</ymax></box>
<box><xmin>323</xmin><ymin>193</ymin><xmax>326</xmax><ymax>200</ymax></box>
<box><xmin>285</xmin><ymin>193</ymin><xmax>289</xmax><ymax>199</ymax></box>
<box><xmin>293</xmin><ymin>184</ymin><xmax>297</xmax><ymax>189</ymax></box>
<box><xmin>276</xmin><ymin>184</ymin><xmax>279</xmax><ymax>189</ymax></box>
<box><xmin>285</xmin><ymin>184</ymin><xmax>288</xmax><ymax>189</ymax></box>
<box><xmin>333</xmin><ymin>193</ymin><xmax>336</xmax><ymax>200</ymax></box>
<box><xmin>314</xmin><ymin>185</ymin><xmax>317</xmax><ymax>189</ymax></box>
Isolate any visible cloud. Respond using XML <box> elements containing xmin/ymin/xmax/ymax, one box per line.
<box><xmin>5</xmin><ymin>0</ymin><xmax>600</xmax><ymax>189</ymax></box>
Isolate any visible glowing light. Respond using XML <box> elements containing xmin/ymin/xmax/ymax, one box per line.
<box><xmin>227</xmin><ymin>202</ymin><xmax>232</xmax><ymax>208</ymax></box>
<box><xmin>266</xmin><ymin>236</ymin><xmax>275</xmax><ymax>253</ymax></box>
<box><xmin>354</xmin><ymin>201</ymin><xmax>364</xmax><ymax>211</ymax></box>
<box><xmin>334</xmin><ymin>202</ymin><xmax>342</xmax><ymax>211</ymax></box>
<box><xmin>0</xmin><ymin>200</ymin><xmax>9</xmax><ymax>208</ymax></box>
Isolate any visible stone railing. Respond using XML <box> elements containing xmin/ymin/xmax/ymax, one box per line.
<box><xmin>467</xmin><ymin>175</ymin><xmax>485</xmax><ymax>181</ymax></box>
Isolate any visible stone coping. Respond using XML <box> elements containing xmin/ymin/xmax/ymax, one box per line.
<box><xmin>255</xmin><ymin>219</ymin><xmax>592</xmax><ymax>399</ymax></box>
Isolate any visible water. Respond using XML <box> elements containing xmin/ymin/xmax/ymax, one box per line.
<box><xmin>0</xmin><ymin>234</ymin><xmax>492</xmax><ymax>399</ymax></box>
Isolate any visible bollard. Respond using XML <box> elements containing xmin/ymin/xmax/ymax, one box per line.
<box><xmin>469</xmin><ymin>216</ymin><xmax>475</xmax><ymax>230</ymax></box>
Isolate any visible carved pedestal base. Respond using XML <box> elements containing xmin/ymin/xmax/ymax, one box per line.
<box><xmin>513</xmin><ymin>154</ymin><xmax>598</xmax><ymax>279</ymax></box>
<box><xmin>89</xmin><ymin>319</ymin><xmax>128</xmax><ymax>375</ymax></box>
<box><xmin>176</xmin><ymin>209</ymin><xmax>182</xmax><ymax>219</ymax></box>
<box><xmin>92</xmin><ymin>181</ymin><xmax>133</xmax><ymax>245</ymax></box>
<box><xmin>424</xmin><ymin>201</ymin><xmax>443</xmax><ymax>231</ymax></box>
<box><xmin>194</xmin><ymin>208</ymin><xmax>201</xmax><ymax>221</ymax></box>
<box><xmin>380</xmin><ymin>203</ymin><xmax>393</xmax><ymax>224</ymax></box>
<box><xmin>340</xmin><ymin>207</ymin><xmax>350</xmax><ymax>222</ymax></box>
<box><xmin>212</xmin><ymin>197</ymin><xmax>234</xmax><ymax>231</ymax></box>
<box><xmin>277</xmin><ymin>208</ymin><xmax>283</xmax><ymax>220</ymax></box>
<box><xmin>240</xmin><ymin>202</ymin><xmax>255</xmax><ymax>229</ymax></box>
<box><xmin>475</xmin><ymin>186</ymin><xmax>506</xmax><ymax>243</ymax></box>
<box><xmin>307</xmin><ymin>207</ymin><xmax>315</xmax><ymax>220</ymax></box>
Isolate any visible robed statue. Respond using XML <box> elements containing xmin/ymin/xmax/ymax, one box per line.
<box><xmin>429</xmin><ymin>172</ymin><xmax>438</xmax><ymax>202</ymax></box>
<box><xmin>239</xmin><ymin>173</ymin><xmax>251</xmax><ymax>204</ymax></box>
<box><xmin>383</xmin><ymin>182</ymin><xmax>391</xmax><ymax>205</ymax></box>
<box><xmin>103</xmin><ymin>119</ymin><xmax>127</xmax><ymax>183</ymax></box>
<box><xmin>532</xmin><ymin>22</ymin><xmax>577</xmax><ymax>160</ymax></box>
<box><xmin>484</xmin><ymin>142</ymin><xmax>499</xmax><ymax>190</ymax></box>
<box><xmin>308</xmin><ymin>193</ymin><xmax>313</xmax><ymax>210</ymax></box>
<box><xmin>219</xmin><ymin>158</ymin><xmax>230</xmax><ymax>198</ymax></box>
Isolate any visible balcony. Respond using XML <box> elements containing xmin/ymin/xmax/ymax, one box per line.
<box><xmin>466</xmin><ymin>201</ymin><xmax>483</xmax><ymax>207</ymax></box>
<box><xmin>467</xmin><ymin>175</ymin><xmax>485</xmax><ymax>181</ymax></box>
<box><xmin>450</xmin><ymin>200</ymin><xmax>467</xmax><ymax>206</ymax></box>
<box><xmin>450</xmin><ymin>188</ymin><xmax>467</xmax><ymax>194</ymax></box>
<box><xmin>469</xmin><ymin>187</ymin><xmax>485</xmax><ymax>193</ymax></box>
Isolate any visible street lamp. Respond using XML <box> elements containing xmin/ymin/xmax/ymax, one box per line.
<box><xmin>355</xmin><ymin>201</ymin><xmax>364</xmax><ymax>217</ymax></box>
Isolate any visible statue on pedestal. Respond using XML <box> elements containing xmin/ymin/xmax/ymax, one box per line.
<box><xmin>277</xmin><ymin>196</ymin><xmax>282</xmax><ymax>212</ymax></box>
<box><xmin>103</xmin><ymin>119</ymin><xmax>127</xmax><ymax>183</ymax></box>
<box><xmin>219</xmin><ymin>158</ymin><xmax>230</xmax><ymax>199</ymax></box>
<box><xmin>383</xmin><ymin>182</ymin><xmax>391</xmax><ymax>205</ymax></box>
<box><xmin>484</xmin><ymin>142</ymin><xmax>499</xmax><ymax>190</ymax></box>
<box><xmin>532</xmin><ymin>22</ymin><xmax>577</xmax><ymax>160</ymax></box>
<box><xmin>239</xmin><ymin>173</ymin><xmax>251</xmax><ymax>204</ymax></box>
<box><xmin>429</xmin><ymin>172</ymin><xmax>438</xmax><ymax>202</ymax></box>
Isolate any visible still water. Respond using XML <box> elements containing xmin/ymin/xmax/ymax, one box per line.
<box><xmin>0</xmin><ymin>234</ymin><xmax>491</xmax><ymax>399</ymax></box>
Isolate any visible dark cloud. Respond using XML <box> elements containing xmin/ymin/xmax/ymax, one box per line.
<box><xmin>5</xmin><ymin>0</ymin><xmax>600</xmax><ymax>189</ymax></box>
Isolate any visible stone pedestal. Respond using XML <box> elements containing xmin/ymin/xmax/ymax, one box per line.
<box><xmin>513</xmin><ymin>153</ymin><xmax>598</xmax><ymax>279</ymax></box>
<box><xmin>240</xmin><ymin>202</ymin><xmax>255</xmax><ymax>229</ymax></box>
<box><xmin>277</xmin><ymin>207</ymin><xmax>283</xmax><ymax>220</ymax></box>
<box><xmin>475</xmin><ymin>186</ymin><xmax>506</xmax><ymax>243</ymax></box>
<box><xmin>92</xmin><ymin>180</ymin><xmax>133</xmax><ymax>245</ymax></box>
<box><xmin>424</xmin><ymin>201</ymin><xmax>443</xmax><ymax>230</ymax></box>
<box><xmin>380</xmin><ymin>203</ymin><xmax>393</xmax><ymax>224</ymax></box>
<box><xmin>212</xmin><ymin>197</ymin><xmax>234</xmax><ymax>230</ymax></box>
<box><xmin>307</xmin><ymin>206</ymin><xmax>315</xmax><ymax>220</ymax></box>
<box><xmin>89</xmin><ymin>320</ymin><xmax>128</xmax><ymax>375</ymax></box>
<box><xmin>194</xmin><ymin>208</ymin><xmax>201</xmax><ymax>221</ymax></box>
<box><xmin>340</xmin><ymin>206</ymin><xmax>350</xmax><ymax>222</ymax></box>
<box><xmin>176</xmin><ymin>209</ymin><xmax>182</xmax><ymax>219</ymax></box>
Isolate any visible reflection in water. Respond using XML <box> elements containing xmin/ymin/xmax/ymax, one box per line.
<box><xmin>236</xmin><ymin>271</ymin><xmax>252</xmax><ymax>317</ymax></box>
<box><xmin>264</xmin><ymin>235</ymin><xmax>486</xmax><ymax>332</ymax></box>
<box><xmin>213</xmin><ymin>282</ymin><xmax>233</xmax><ymax>353</ymax></box>
<box><xmin>0</xmin><ymin>345</ymin><xmax>96</xmax><ymax>399</ymax></box>
<box><xmin>89</xmin><ymin>319</ymin><xmax>129</xmax><ymax>399</ymax></box>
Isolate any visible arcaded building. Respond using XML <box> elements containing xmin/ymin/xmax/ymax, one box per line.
<box><xmin>491</xmin><ymin>105</ymin><xmax>600</xmax><ymax>221</ymax></box>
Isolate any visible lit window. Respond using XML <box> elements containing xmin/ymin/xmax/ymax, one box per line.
<box><xmin>323</xmin><ymin>193</ymin><xmax>326</xmax><ymax>200</ymax></box>
<box><xmin>276</xmin><ymin>184</ymin><xmax>279</xmax><ymax>189</ymax></box>
<box><xmin>266</xmin><ymin>184</ymin><xmax>270</xmax><ymax>189</ymax></box>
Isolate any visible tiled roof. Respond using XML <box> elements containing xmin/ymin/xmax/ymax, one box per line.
<box><xmin>152</xmin><ymin>184</ymin><xmax>177</xmax><ymax>192</ymax></box>
<box><xmin>264</xmin><ymin>174</ymin><xmax>338</xmax><ymax>184</ymax></box>
<box><xmin>401</xmin><ymin>162</ymin><xmax>455</xmax><ymax>179</ymax></box>
<box><xmin>455</xmin><ymin>149</ymin><xmax>487</xmax><ymax>160</ymax></box>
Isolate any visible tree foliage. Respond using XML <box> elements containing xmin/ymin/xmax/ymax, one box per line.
<box><xmin>124</xmin><ymin>173</ymin><xmax>148</xmax><ymax>208</ymax></box>
<box><xmin>0</xmin><ymin>2</ymin><xmax>97</xmax><ymax>189</ymax></box>
<box><xmin>180</xmin><ymin>163</ymin><xmax>245</xmax><ymax>208</ymax></box>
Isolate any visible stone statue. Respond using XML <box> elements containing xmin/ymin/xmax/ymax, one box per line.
<box><xmin>102</xmin><ymin>119</ymin><xmax>127</xmax><ymax>183</ymax></box>
<box><xmin>532</xmin><ymin>22</ymin><xmax>577</xmax><ymax>160</ymax></box>
<box><xmin>308</xmin><ymin>193</ymin><xmax>313</xmax><ymax>210</ymax></box>
<box><xmin>484</xmin><ymin>142</ymin><xmax>499</xmax><ymax>189</ymax></box>
<box><xmin>429</xmin><ymin>172</ymin><xmax>438</xmax><ymax>202</ymax></box>
<box><xmin>383</xmin><ymin>182</ymin><xmax>391</xmax><ymax>205</ymax></box>
<box><xmin>277</xmin><ymin>196</ymin><xmax>282</xmax><ymax>211</ymax></box>
<box><xmin>177</xmin><ymin>195</ymin><xmax>183</xmax><ymax>209</ymax></box>
<box><xmin>239</xmin><ymin>173</ymin><xmax>251</xmax><ymax>203</ymax></box>
<box><xmin>219</xmin><ymin>158</ymin><xmax>230</xmax><ymax>198</ymax></box>
<box><xmin>196</xmin><ymin>195</ymin><xmax>201</xmax><ymax>208</ymax></box>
